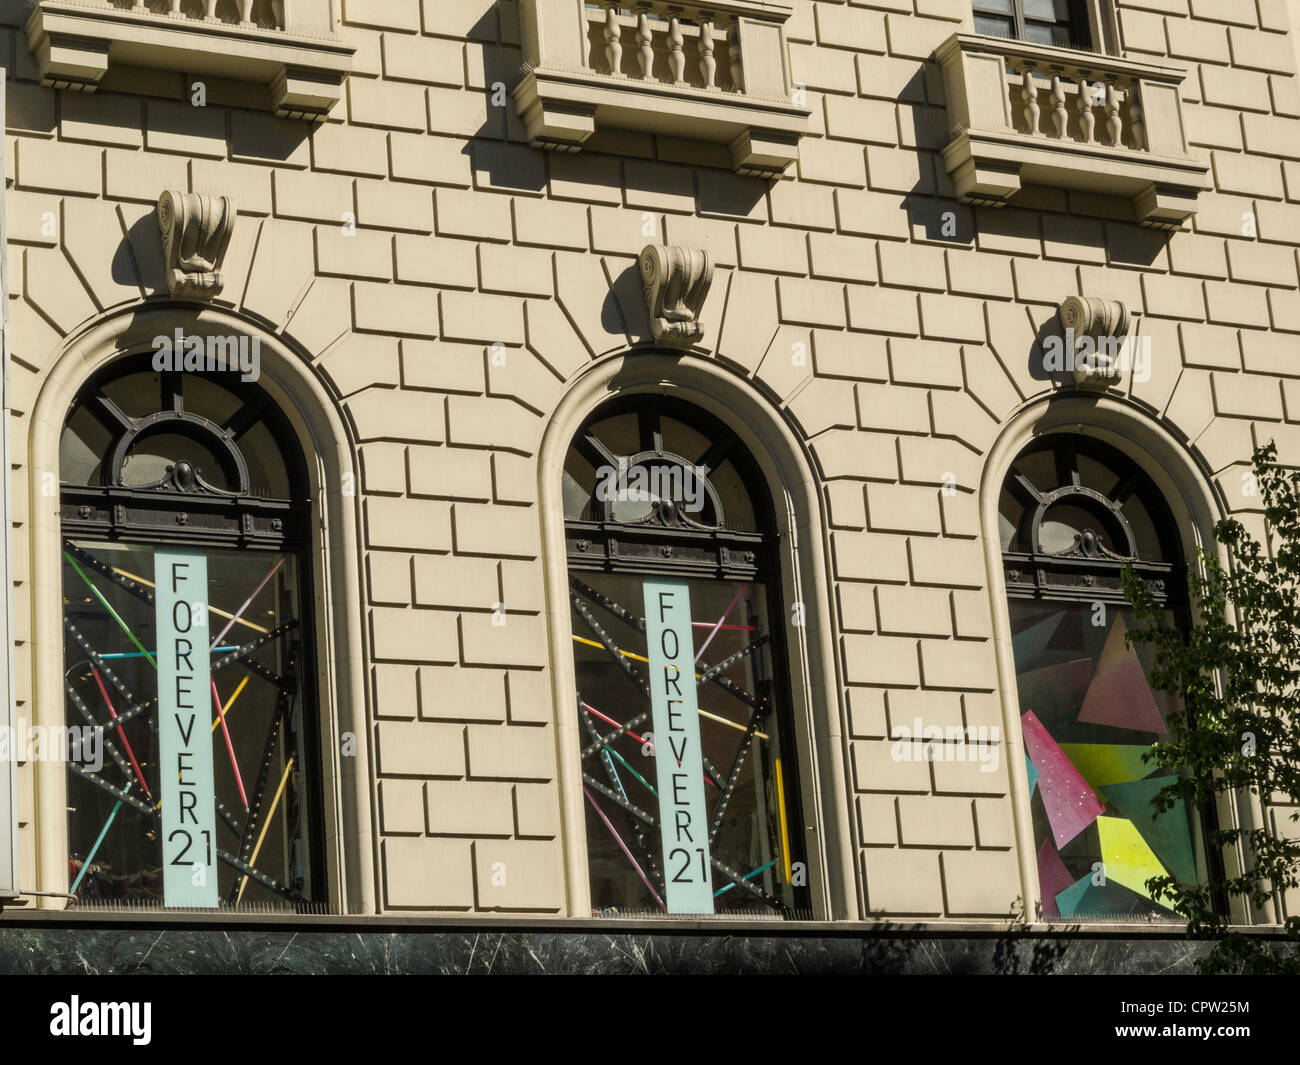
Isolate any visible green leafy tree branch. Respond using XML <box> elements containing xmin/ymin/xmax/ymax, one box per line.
<box><xmin>1122</xmin><ymin>442</ymin><xmax>1300</xmax><ymax>975</ymax></box>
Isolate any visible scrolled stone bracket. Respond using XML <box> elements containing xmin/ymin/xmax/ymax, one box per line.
<box><xmin>1059</xmin><ymin>295</ymin><xmax>1129</xmax><ymax>390</ymax></box>
<box><xmin>157</xmin><ymin>190</ymin><xmax>236</xmax><ymax>300</ymax></box>
<box><xmin>639</xmin><ymin>244</ymin><xmax>715</xmax><ymax>348</ymax></box>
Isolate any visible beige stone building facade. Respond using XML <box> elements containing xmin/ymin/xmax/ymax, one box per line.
<box><xmin>0</xmin><ymin>0</ymin><xmax>1296</xmax><ymax>944</ymax></box>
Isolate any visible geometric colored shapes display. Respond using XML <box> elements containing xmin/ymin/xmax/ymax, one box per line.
<box><xmin>1096</xmin><ymin>815</ymin><xmax>1176</xmax><ymax>911</ymax></box>
<box><xmin>1058</xmin><ymin>743</ymin><xmax>1155</xmax><ymax>790</ymax></box>
<box><xmin>1021</xmin><ymin>711</ymin><xmax>1106</xmax><ymax>848</ymax></box>
<box><xmin>1037</xmin><ymin>838</ymin><xmax>1075</xmax><ymax>918</ymax></box>
<box><xmin>1017</xmin><ymin>657</ymin><xmax>1096</xmax><ymax>714</ymax></box>
<box><xmin>1077</xmin><ymin>618</ymin><xmax>1167</xmax><ymax>734</ymax></box>
<box><xmin>1057</xmin><ymin>876</ymin><xmax>1163</xmax><ymax>919</ymax></box>
<box><xmin>1095</xmin><ymin>613</ymin><xmax>1134</xmax><ymax>675</ymax></box>
<box><xmin>1055</xmin><ymin>874</ymin><xmax>1094</xmax><ymax>918</ymax></box>
<box><xmin>1012</xmin><ymin>610</ymin><xmax>1064</xmax><ymax>672</ymax></box>
<box><xmin>1102</xmin><ymin>777</ymin><xmax>1197</xmax><ymax>885</ymax></box>
<box><xmin>1025</xmin><ymin>754</ymin><xmax>1039</xmax><ymax>797</ymax></box>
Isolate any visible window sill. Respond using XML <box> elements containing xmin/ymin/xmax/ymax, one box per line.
<box><xmin>1</xmin><ymin>908</ymin><xmax>1290</xmax><ymax>938</ymax></box>
<box><xmin>935</xmin><ymin>33</ymin><xmax>1210</xmax><ymax>229</ymax></box>
<box><xmin>25</xmin><ymin>1</ymin><xmax>355</xmax><ymax>121</ymax></box>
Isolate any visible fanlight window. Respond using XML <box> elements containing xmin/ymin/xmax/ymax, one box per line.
<box><xmin>59</xmin><ymin>354</ymin><xmax>323</xmax><ymax>910</ymax></box>
<box><xmin>999</xmin><ymin>436</ymin><xmax>1213</xmax><ymax>921</ymax></box>
<box><xmin>563</xmin><ymin>397</ymin><xmax>811</xmax><ymax>916</ymax></box>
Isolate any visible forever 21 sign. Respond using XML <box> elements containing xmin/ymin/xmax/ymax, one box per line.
<box><xmin>156</xmin><ymin>548</ymin><xmax>218</xmax><ymax>907</ymax></box>
<box><xmin>642</xmin><ymin>578</ymin><xmax>714</xmax><ymax>914</ymax></box>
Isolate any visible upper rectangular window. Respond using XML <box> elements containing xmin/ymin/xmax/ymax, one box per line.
<box><xmin>973</xmin><ymin>0</ymin><xmax>1094</xmax><ymax>50</ymax></box>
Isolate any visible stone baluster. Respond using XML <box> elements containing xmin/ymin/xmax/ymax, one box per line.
<box><xmin>636</xmin><ymin>8</ymin><xmax>654</xmax><ymax>80</ymax></box>
<box><xmin>203</xmin><ymin>0</ymin><xmax>217</xmax><ymax>21</ymax></box>
<box><xmin>1105</xmin><ymin>82</ymin><xmax>1122</xmax><ymax>145</ymax></box>
<box><xmin>668</xmin><ymin>12</ymin><xmax>686</xmax><ymax>84</ymax></box>
<box><xmin>728</xmin><ymin>17</ymin><xmax>743</xmax><ymax>92</ymax></box>
<box><xmin>237</xmin><ymin>0</ymin><xmax>254</xmax><ymax>27</ymax></box>
<box><xmin>1077</xmin><ymin>77</ymin><xmax>1096</xmax><ymax>143</ymax></box>
<box><xmin>1050</xmin><ymin>74</ymin><xmax>1067</xmax><ymax>138</ymax></box>
<box><xmin>699</xmin><ymin>17</ymin><xmax>717</xmax><ymax>88</ymax></box>
<box><xmin>605</xmin><ymin>7</ymin><xmax>623</xmax><ymax>75</ymax></box>
<box><xmin>168</xmin><ymin>0</ymin><xmax>181</xmax><ymax>17</ymax></box>
<box><xmin>1021</xmin><ymin>69</ymin><xmax>1040</xmax><ymax>134</ymax></box>
<box><xmin>1129</xmin><ymin>84</ymin><xmax>1147</xmax><ymax>149</ymax></box>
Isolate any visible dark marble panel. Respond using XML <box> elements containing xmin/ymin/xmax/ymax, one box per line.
<box><xmin>0</xmin><ymin>923</ymin><xmax>1227</xmax><ymax>975</ymax></box>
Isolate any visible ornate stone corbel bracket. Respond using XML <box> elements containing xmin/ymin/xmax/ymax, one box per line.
<box><xmin>157</xmin><ymin>190</ymin><xmax>235</xmax><ymax>299</ymax></box>
<box><xmin>1058</xmin><ymin>295</ymin><xmax>1129</xmax><ymax>390</ymax></box>
<box><xmin>639</xmin><ymin>244</ymin><xmax>715</xmax><ymax>348</ymax></box>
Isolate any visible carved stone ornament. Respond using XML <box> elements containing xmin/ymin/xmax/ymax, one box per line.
<box><xmin>1058</xmin><ymin>295</ymin><xmax>1129</xmax><ymax>390</ymax></box>
<box><xmin>157</xmin><ymin>190</ymin><xmax>236</xmax><ymax>299</ymax></box>
<box><xmin>639</xmin><ymin>244</ymin><xmax>715</xmax><ymax>347</ymax></box>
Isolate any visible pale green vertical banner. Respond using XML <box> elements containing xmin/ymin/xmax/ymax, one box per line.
<box><xmin>155</xmin><ymin>548</ymin><xmax>218</xmax><ymax>907</ymax></box>
<box><xmin>642</xmin><ymin>578</ymin><xmax>714</xmax><ymax>914</ymax></box>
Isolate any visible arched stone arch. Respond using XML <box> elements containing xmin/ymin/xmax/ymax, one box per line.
<box><xmin>26</xmin><ymin>303</ymin><xmax>376</xmax><ymax>913</ymax></box>
<box><xmin>537</xmin><ymin>349</ymin><xmax>860</xmax><ymax>919</ymax></box>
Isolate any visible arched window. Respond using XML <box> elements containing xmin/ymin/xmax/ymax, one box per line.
<box><xmin>59</xmin><ymin>352</ymin><xmax>323</xmax><ymax>909</ymax></box>
<box><xmin>562</xmin><ymin>395</ymin><xmax>810</xmax><ymax>916</ymax></box>
<box><xmin>999</xmin><ymin>435</ymin><xmax>1213</xmax><ymax>920</ymax></box>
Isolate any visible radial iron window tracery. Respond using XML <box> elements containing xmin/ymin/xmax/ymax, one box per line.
<box><xmin>60</xmin><ymin>352</ymin><xmax>309</xmax><ymax>547</ymax></box>
<box><xmin>60</xmin><ymin>354</ymin><xmax>323</xmax><ymax>910</ymax></box>
<box><xmin>999</xmin><ymin>435</ymin><xmax>1182</xmax><ymax>606</ymax></box>
<box><xmin>563</xmin><ymin>396</ymin><xmax>774</xmax><ymax>581</ymax></box>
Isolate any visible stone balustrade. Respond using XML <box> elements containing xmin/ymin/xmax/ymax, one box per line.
<box><xmin>936</xmin><ymin>33</ymin><xmax>1211</xmax><ymax>229</ymax></box>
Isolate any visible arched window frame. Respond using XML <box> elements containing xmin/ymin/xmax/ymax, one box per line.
<box><xmin>58</xmin><ymin>353</ymin><xmax>325</xmax><ymax>907</ymax></box>
<box><xmin>564</xmin><ymin>394</ymin><xmax>807</xmax><ymax>914</ymax></box>
<box><xmin>26</xmin><ymin>307</ymin><xmax>374</xmax><ymax>914</ymax></box>
<box><xmin>539</xmin><ymin>355</ymin><xmax>859</xmax><ymax>922</ymax></box>
<box><xmin>979</xmin><ymin>397</ymin><xmax>1255</xmax><ymax>926</ymax></box>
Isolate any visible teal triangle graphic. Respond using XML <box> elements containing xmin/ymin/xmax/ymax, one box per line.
<box><xmin>1055</xmin><ymin>874</ymin><xmax>1092</xmax><ymax>917</ymax></box>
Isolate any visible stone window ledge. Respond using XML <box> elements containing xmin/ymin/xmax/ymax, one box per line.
<box><xmin>935</xmin><ymin>33</ymin><xmax>1210</xmax><ymax>229</ymax></box>
<box><xmin>515</xmin><ymin>1</ymin><xmax>811</xmax><ymax>179</ymax></box>
<box><xmin>25</xmin><ymin>1</ymin><xmax>355</xmax><ymax>121</ymax></box>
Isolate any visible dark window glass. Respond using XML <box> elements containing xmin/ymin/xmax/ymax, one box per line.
<box><xmin>1001</xmin><ymin>436</ymin><xmax>1214</xmax><ymax>921</ymax></box>
<box><xmin>564</xmin><ymin>397</ymin><xmax>811</xmax><ymax>917</ymax></box>
<box><xmin>60</xmin><ymin>353</ymin><xmax>322</xmax><ymax>912</ymax></box>
<box><xmin>973</xmin><ymin>0</ymin><xmax>1092</xmax><ymax>49</ymax></box>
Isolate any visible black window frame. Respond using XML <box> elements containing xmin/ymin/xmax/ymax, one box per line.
<box><xmin>564</xmin><ymin>393</ymin><xmax>815</xmax><ymax>918</ymax></box>
<box><xmin>59</xmin><ymin>351</ymin><xmax>328</xmax><ymax>910</ymax></box>
<box><xmin>999</xmin><ymin>433</ymin><xmax>1226</xmax><ymax>921</ymax></box>
<box><xmin>973</xmin><ymin>0</ymin><xmax>1095</xmax><ymax>51</ymax></box>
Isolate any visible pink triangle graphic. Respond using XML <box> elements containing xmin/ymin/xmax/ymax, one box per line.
<box><xmin>1021</xmin><ymin>710</ymin><xmax>1105</xmax><ymax>848</ymax></box>
<box><xmin>1078</xmin><ymin>656</ymin><xmax>1167</xmax><ymax>734</ymax></box>
<box><xmin>1036</xmin><ymin>838</ymin><xmax>1074</xmax><ymax>918</ymax></box>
